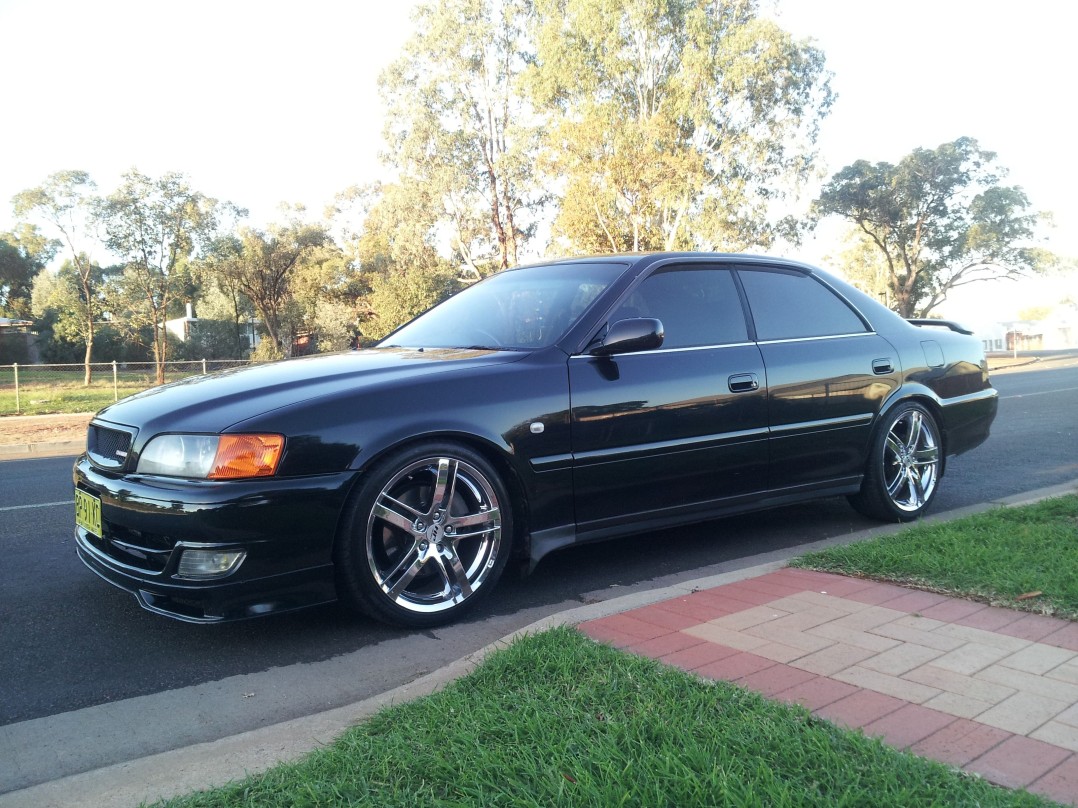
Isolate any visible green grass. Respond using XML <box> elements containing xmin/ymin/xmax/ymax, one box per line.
<box><xmin>154</xmin><ymin>628</ymin><xmax>1052</xmax><ymax>808</ymax></box>
<box><xmin>793</xmin><ymin>496</ymin><xmax>1078</xmax><ymax>619</ymax></box>
<box><xmin>0</xmin><ymin>381</ymin><xmax>148</xmax><ymax>414</ymax></box>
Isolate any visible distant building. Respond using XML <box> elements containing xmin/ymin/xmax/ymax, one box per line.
<box><xmin>163</xmin><ymin>303</ymin><xmax>261</xmax><ymax>352</ymax></box>
<box><xmin>0</xmin><ymin>317</ymin><xmax>38</xmax><ymax>363</ymax></box>
<box><xmin>970</xmin><ymin>311</ymin><xmax>1077</xmax><ymax>354</ymax></box>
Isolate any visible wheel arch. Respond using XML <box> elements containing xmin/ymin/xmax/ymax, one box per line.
<box><xmin>876</xmin><ymin>387</ymin><xmax>948</xmax><ymax>474</ymax></box>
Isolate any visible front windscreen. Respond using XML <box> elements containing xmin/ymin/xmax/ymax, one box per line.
<box><xmin>380</xmin><ymin>262</ymin><xmax>625</xmax><ymax>350</ymax></box>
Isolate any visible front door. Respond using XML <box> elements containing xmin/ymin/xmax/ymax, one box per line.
<box><xmin>569</xmin><ymin>265</ymin><xmax>769</xmax><ymax>534</ymax></box>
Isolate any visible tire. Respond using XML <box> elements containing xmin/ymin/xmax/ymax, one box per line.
<box><xmin>335</xmin><ymin>441</ymin><xmax>512</xmax><ymax>628</ymax></box>
<box><xmin>848</xmin><ymin>402</ymin><xmax>942</xmax><ymax>522</ymax></box>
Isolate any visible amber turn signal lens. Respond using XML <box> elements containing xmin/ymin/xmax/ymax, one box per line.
<box><xmin>208</xmin><ymin>434</ymin><xmax>284</xmax><ymax>479</ymax></box>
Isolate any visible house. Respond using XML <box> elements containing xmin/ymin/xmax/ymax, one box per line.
<box><xmin>164</xmin><ymin>304</ymin><xmax>261</xmax><ymax>352</ymax></box>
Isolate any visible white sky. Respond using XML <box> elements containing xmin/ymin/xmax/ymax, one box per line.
<box><xmin>2</xmin><ymin>0</ymin><xmax>1075</xmax><ymax>321</ymax></box>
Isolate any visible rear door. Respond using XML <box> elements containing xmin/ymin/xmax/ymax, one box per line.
<box><xmin>568</xmin><ymin>264</ymin><xmax>769</xmax><ymax>533</ymax></box>
<box><xmin>735</xmin><ymin>266</ymin><xmax>899</xmax><ymax>491</ymax></box>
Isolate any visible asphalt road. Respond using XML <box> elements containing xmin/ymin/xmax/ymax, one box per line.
<box><xmin>1</xmin><ymin>356</ymin><xmax>1076</xmax><ymax>792</ymax></box>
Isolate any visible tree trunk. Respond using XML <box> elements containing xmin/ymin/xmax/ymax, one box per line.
<box><xmin>83</xmin><ymin>321</ymin><xmax>94</xmax><ymax>386</ymax></box>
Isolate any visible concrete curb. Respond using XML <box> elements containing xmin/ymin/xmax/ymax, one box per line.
<box><xmin>3</xmin><ymin>477</ymin><xmax>1076</xmax><ymax>808</ymax></box>
<box><xmin>0</xmin><ymin>440</ymin><xmax>84</xmax><ymax>461</ymax></box>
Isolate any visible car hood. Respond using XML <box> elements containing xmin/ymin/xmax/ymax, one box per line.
<box><xmin>94</xmin><ymin>347</ymin><xmax>524</xmax><ymax>438</ymax></box>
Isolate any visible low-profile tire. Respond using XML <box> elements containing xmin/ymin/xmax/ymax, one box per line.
<box><xmin>335</xmin><ymin>441</ymin><xmax>512</xmax><ymax>628</ymax></box>
<box><xmin>848</xmin><ymin>402</ymin><xmax>942</xmax><ymax>522</ymax></box>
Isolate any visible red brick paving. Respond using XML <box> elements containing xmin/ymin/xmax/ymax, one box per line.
<box><xmin>1044</xmin><ymin>623</ymin><xmax>1078</xmax><ymax>653</ymax></box>
<box><xmin>1031</xmin><ymin>754</ymin><xmax>1078</xmax><ymax>805</ymax></box>
<box><xmin>771</xmin><ymin>676</ymin><xmax>860</xmax><ymax>711</ymax></box>
<box><xmin>966</xmin><ymin>735</ymin><xmax>1073</xmax><ymax>788</ymax></box>
<box><xmin>577</xmin><ymin>568</ymin><xmax>1078</xmax><ymax>803</ymax></box>
<box><xmin>1000</xmin><ymin>612</ymin><xmax>1078</xmax><ymax>643</ymax></box>
<box><xmin>736</xmin><ymin>663</ymin><xmax>818</xmax><ymax>697</ymax></box>
<box><xmin>954</xmin><ymin>604</ymin><xmax>1025</xmax><ymax>632</ymax></box>
<box><xmin>813</xmin><ymin>689</ymin><xmax>906</xmax><ymax>729</ymax></box>
<box><xmin>842</xmin><ymin>580</ymin><xmax>918</xmax><ymax>605</ymax></box>
<box><xmin>656</xmin><ymin>641</ymin><xmax>740</xmax><ymax>672</ymax></box>
<box><xmin>625</xmin><ymin>631</ymin><xmax>704</xmax><ymax>658</ymax></box>
<box><xmin>861</xmin><ymin>703</ymin><xmax>957</xmax><ymax>749</ymax></box>
<box><xmin>909</xmin><ymin>718</ymin><xmax>1012</xmax><ymax>767</ymax></box>
<box><xmin>918</xmin><ymin>598</ymin><xmax>987</xmax><ymax>623</ymax></box>
<box><xmin>695</xmin><ymin>651</ymin><xmax>775</xmax><ymax>682</ymax></box>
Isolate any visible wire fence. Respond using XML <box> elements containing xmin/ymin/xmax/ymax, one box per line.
<box><xmin>0</xmin><ymin>360</ymin><xmax>254</xmax><ymax>415</ymax></box>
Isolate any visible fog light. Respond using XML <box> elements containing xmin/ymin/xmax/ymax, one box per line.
<box><xmin>177</xmin><ymin>549</ymin><xmax>247</xmax><ymax>580</ymax></box>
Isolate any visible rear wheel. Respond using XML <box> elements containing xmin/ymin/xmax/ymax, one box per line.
<box><xmin>849</xmin><ymin>402</ymin><xmax>942</xmax><ymax>522</ymax></box>
<box><xmin>335</xmin><ymin>442</ymin><xmax>511</xmax><ymax>628</ymax></box>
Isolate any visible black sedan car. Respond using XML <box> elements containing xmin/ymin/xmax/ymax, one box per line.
<box><xmin>74</xmin><ymin>253</ymin><xmax>997</xmax><ymax>627</ymax></box>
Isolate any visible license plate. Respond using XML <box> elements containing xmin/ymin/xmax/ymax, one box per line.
<box><xmin>75</xmin><ymin>489</ymin><xmax>102</xmax><ymax>538</ymax></box>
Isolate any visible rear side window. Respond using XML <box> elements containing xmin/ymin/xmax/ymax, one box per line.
<box><xmin>738</xmin><ymin>269</ymin><xmax>868</xmax><ymax>341</ymax></box>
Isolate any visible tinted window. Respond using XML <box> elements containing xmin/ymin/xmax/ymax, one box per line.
<box><xmin>383</xmin><ymin>263</ymin><xmax>622</xmax><ymax>349</ymax></box>
<box><xmin>610</xmin><ymin>267</ymin><xmax>748</xmax><ymax>349</ymax></box>
<box><xmin>738</xmin><ymin>269</ymin><xmax>867</xmax><ymax>340</ymax></box>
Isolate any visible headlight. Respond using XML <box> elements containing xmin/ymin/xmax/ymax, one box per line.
<box><xmin>137</xmin><ymin>434</ymin><xmax>285</xmax><ymax>479</ymax></box>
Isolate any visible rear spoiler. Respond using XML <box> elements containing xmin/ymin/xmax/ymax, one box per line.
<box><xmin>907</xmin><ymin>319</ymin><xmax>974</xmax><ymax>336</ymax></box>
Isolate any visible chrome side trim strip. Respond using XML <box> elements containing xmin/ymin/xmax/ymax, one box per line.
<box><xmin>768</xmin><ymin>413</ymin><xmax>874</xmax><ymax>435</ymax></box>
<box><xmin>572</xmin><ymin>427</ymin><xmax>769</xmax><ymax>466</ymax></box>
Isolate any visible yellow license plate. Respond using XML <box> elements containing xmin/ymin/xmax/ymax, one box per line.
<box><xmin>75</xmin><ymin>489</ymin><xmax>103</xmax><ymax>538</ymax></box>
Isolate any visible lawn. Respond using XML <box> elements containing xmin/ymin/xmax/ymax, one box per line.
<box><xmin>0</xmin><ymin>380</ymin><xmax>148</xmax><ymax>415</ymax></box>
<box><xmin>156</xmin><ymin>627</ymin><xmax>1052</xmax><ymax>808</ymax></box>
<box><xmin>792</xmin><ymin>495</ymin><xmax>1078</xmax><ymax>620</ymax></box>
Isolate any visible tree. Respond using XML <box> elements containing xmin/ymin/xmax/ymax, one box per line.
<box><xmin>528</xmin><ymin>0</ymin><xmax>833</xmax><ymax>253</ymax></box>
<box><xmin>380</xmin><ymin>0</ymin><xmax>542</xmax><ymax>275</ymax></box>
<box><xmin>362</xmin><ymin>266</ymin><xmax>461</xmax><ymax>341</ymax></box>
<box><xmin>203</xmin><ymin>221</ymin><xmax>330</xmax><ymax>357</ymax></box>
<box><xmin>96</xmin><ymin>170</ymin><xmax>224</xmax><ymax>384</ymax></box>
<box><xmin>31</xmin><ymin>256</ymin><xmax>115</xmax><ymax>362</ymax></box>
<box><xmin>813</xmin><ymin>137</ymin><xmax>1055</xmax><ymax>318</ymax></box>
<box><xmin>0</xmin><ymin>225</ymin><xmax>55</xmax><ymax>318</ymax></box>
<box><xmin>12</xmin><ymin>171</ymin><xmax>101</xmax><ymax>381</ymax></box>
<box><xmin>825</xmin><ymin>229</ymin><xmax>892</xmax><ymax>306</ymax></box>
<box><xmin>345</xmin><ymin>182</ymin><xmax>462</xmax><ymax>339</ymax></box>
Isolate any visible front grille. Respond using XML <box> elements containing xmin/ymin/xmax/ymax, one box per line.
<box><xmin>87</xmin><ymin>424</ymin><xmax>135</xmax><ymax>470</ymax></box>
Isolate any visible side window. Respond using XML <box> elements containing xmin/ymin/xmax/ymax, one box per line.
<box><xmin>610</xmin><ymin>267</ymin><xmax>748</xmax><ymax>349</ymax></box>
<box><xmin>738</xmin><ymin>269</ymin><xmax>868</xmax><ymax>341</ymax></box>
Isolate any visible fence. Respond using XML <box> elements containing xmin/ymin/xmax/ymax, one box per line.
<box><xmin>0</xmin><ymin>360</ymin><xmax>254</xmax><ymax>415</ymax></box>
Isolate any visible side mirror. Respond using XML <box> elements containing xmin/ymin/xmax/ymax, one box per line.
<box><xmin>590</xmin><ymin>318</ymin><xmax>664</xmax><ymax>357</ymax></box>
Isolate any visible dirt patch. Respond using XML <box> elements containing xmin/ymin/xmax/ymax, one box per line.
<box><xmin>0</xmin><ymin>414</ymin><xmax>92</xmax><ymax>446</ymax></box>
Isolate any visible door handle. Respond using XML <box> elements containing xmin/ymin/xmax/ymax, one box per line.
<box><xmin>872</xmin><ymin>358</ymin><xmax>894</xmax><ymax>375</ymax></box>
<box><xmin>728</xmin><ymin>373</ymin><xmax>760</xmax><ymax>393</ymax></box>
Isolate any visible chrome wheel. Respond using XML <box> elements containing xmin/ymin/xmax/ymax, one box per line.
<box><xmin>365</xmin><ymin>454</ymin><xmax>503</xmax><ymax>615</ymax></box>
<box><xmin>848</xmin><ymin>402</ymin><xmax>942</xmax><ymax>522</ymax></box>
<box><xmin>882</xmin><ymin>408</ymin><xmax>940</xmax><ymax>512</ymax></box>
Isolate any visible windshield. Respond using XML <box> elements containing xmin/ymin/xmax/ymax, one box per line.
<box><xmin>380</xmin><ymin>262</ymin><xmax>625</xmax><ymax>350</ymax></box>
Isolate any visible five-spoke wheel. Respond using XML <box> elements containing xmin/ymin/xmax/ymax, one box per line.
<box><xmin>336</xmin><ymin>442</ymin><xmax>511</xmax><ymax>627</ymax></box>
<box><xmin>849</xmin><ymin>402</ymin><xmax>942</xmax><ymax>522</ymax></box>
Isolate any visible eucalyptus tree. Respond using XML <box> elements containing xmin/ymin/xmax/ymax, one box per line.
<box><xmin>814</xmin><ymin>137</ymin><xmax>1055</xmax><ymax>318</ymax></box>
<box><xmin>96</xmin><ymin>170</ymin><xmax>226</xmax><ymax>384</ymax></box>
<box><xmin>528</xmin><ymin>0</ymin><xmax>833</xmax><ymax>253</ymax></box>
<box><xmin>12</xmin><ymin>171</ymin><xmax>102</xmax><ymax>381</ymax></box>
<box><xmin>347</xmin><ymin>181</ymin><xmax>462</xmax><ymax>340</ymax></box>
<box><xmin>380</xmin><ymin>0</ymin><xmax>542</xmax><ymax>275</ymax></box>
<box><xmin>31</xmin><ymin>256</ymin><xmax>119</xmax><ymax>359</ymax></box>
<box><xmin>202</xmin><ymin>221</ymin><xmax>331</xmax><ymax>357</ymax></box>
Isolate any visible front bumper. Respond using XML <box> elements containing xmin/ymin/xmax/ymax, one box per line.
<box><xmin>73</xmin><ymin>455</ymin><xmax>358</xmax><ymax>622</ymax></box>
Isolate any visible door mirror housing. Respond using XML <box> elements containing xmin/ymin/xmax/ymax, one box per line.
<box><xmin>591</xmin><ymin>318</ymin><xmax>664</xmax><ymax>356</ymax></box>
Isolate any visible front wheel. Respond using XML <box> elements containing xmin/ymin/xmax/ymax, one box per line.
<box><xmin>848</xmin><ymin>402</ymin><xmax>942</xmax><ymax>522</ymax></box>
<box><xmin>335</xmin><ymin>442</ymin><xmax>512</xmax><ymax>628</ymax></box>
